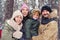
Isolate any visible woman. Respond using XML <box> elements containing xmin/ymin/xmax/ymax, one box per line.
<box><xmin>20</xmin><ymin>3</ymin><xmax>30</xmax><ymax>40</ymax></box>
<box><xmin>2</xmin><ymin>10</ymin><xmax>23</xmax><ymax>40</ymax></box>
<box><xmin>20</xmin><ymin>3</ymin><xmax>30</xmax><ymax>23</ymax></box>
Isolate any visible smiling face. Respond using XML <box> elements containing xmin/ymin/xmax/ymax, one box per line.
<box><xmin>21</xmin><ymin>7</ymin><xmax>29</xmax><ymax>17</ymax></box>
<box><xmin>42</xmin><ymin>10</ymin><xmax>50</xmax><ymax>18</ymax></box>
<box><xmin>33</xmin><ymin>12</ymin><xmax>40</xmax><ymax>20</ymax></box>
<box><xmin>14</xmin><ymin>15</ymin><xmax>22</xmax><ymax>25</ymax></box>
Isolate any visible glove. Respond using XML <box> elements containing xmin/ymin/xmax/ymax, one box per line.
<box><xmin>13</xmin><ymin>31</ymin><xmax>23</xmax><ymax>39</ymax></box>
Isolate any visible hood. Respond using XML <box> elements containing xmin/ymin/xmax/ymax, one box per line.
<box><xmin>6</xmin><ymin>10</ymin><xmax>23</xmax><ymax>31</ymax></box>
<box><xmin>50</xmin><ymin>9</ymin><xmax>58</xmax><ymax>18</ymax></box>
<box><xmin>11</xmin><ymin>10</ymin><xmax>23</xmax><ymax>20</ymax></box>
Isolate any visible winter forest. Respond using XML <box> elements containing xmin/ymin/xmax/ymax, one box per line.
<box><xmin>0</xmin><ymin>0</ymin><xmax>60</xmax><ymax>40</ymax></box>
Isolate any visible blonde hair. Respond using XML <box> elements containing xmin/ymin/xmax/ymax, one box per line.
<box><xmin>30</xmin><ymin>9</ymin><xmax>41</xmax><ymax>17</ymax></box>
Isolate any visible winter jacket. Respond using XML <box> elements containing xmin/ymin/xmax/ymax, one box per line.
<box><xmin>25</xmin><ymin>18</ymin><xmax>40</xmax><ymax>39</ymax></box>
<box><xmin>32</xmin><ymin>16</ymin><xmax>58</xmax><ymax>40</ymax></box>
<box><xmin>1</xmin><ymin>10</ymin><xmax>23</xmax><ymax>40</ymax></box>
<box><xmin>32</xmin><ymin>9</ymin><xmax>58</xmax><ymax>40</ymax></box>
<box><xmin>32</xmin><ymin>20</ymin><xmax>58</xmax><ymax>40</ymax></box>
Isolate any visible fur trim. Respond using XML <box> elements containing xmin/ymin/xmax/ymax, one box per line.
<box><xmin>7</xmin><ymin>20</ymin><xmax>23</xmax><ymax>31</ymax></box>
<box><xmin>6</xmin><ymin>10</ymin><xmax>23</xmax><ymax>39</ymax></box>
<box><xmin>6</xmin><ymin>19</ymin><xmax>23</xmax><ymax>39</ymax></box>
<box><xmin>50</xmin><ymin>9</ymin><xmax>57</xmax><ymax>18</ymax></box>
<box><xmin>11</xmin><ymin>10</ymin><xmax>23</xmax><ymax>20</ymax></box>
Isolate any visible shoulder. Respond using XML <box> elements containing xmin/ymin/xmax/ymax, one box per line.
<box><xmin>49</xmin><ymin>20</ymin><xmax>57</xmax><ymax>24</ymax></box>
<box><xmin>26</xmin><ymin>19</ymin><xmax>33</xmax><ymax>22</ymax></box>
<box><xmin>3</xmin><ymin>20</ymin><xmax>12</xmax><ymax>30</ymax></box>
<box><xmin>4</xmin><ymin>21</ymin><xmax>9</xmax><ymax>27</ymax></box>
<box><xmin>48</xmin><ymin>20</ymin><xmax>58</xmax><ymax>28</ymax></box>
<box><xmin>5</xmin><ymin>20</ymin><xmax>11</xmax><ymax>27</ymax></box>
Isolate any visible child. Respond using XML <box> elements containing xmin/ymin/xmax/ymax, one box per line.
<box><xmin>25</xmin><ymin>9</ymin><xmax>41</xmax><ymax>40</ymax></box>
<box><xmin>2</xmin><ymin>10</ymin><xmax>23</xmax><ymax>40</ymax></box>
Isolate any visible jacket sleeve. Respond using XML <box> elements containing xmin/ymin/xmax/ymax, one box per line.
<box><xmin>24</xmin><ymin>19</ymin><xmax>32</xmax><ymax>39</ymax></box>
<box><xmin>31</xmin><ymin>22</ymin><xmax>40</xmax><ymax>36</ymax></box>
<box><xmin>2</xmin><ymin>24</ymin><xmax>13</xmax><ymax>40</ymax></box>
<box><xmin>39</xmin><ymin>21</ymin><xmax>58</xmax><ymax>40</ymax></box>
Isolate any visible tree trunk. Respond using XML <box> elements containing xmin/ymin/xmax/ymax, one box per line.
<box><xmin>4</xmin><ymin>0</ymin><xmax>14</xmax><ymax>20</ymax></box>
<box><xmin>58</xmin><ymin>0</ymin><xmax>60</xmax><ymax>39</ymax></box>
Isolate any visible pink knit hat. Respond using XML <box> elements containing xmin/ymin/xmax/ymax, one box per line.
<box><xmin>20</xmin><ymin>3</ymin><xmax>29</xmax><ymax>11</ymax></box>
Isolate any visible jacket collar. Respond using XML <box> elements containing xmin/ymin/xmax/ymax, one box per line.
<box><xmin>41</xmin><ymin>16</ymin><xmax>55</xmax><ymax>24</ymax></box>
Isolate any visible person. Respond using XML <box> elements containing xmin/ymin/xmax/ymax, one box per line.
<box><xmin>20</xmin><ymin>3</ymin><xmax>29</xmax><ymax>22</ymax></box>
<box><xmin>25</xmin><ymin>9</ymin><xmax>40</xmax><ymax>40</ymax></box>
<box><xmin>20</xmin><ymin>3</ymin><xmax>30</xmax><ymax>40</ymax></box>
<box><xmin>1</xmin><ymin>10</ymin><xmax>23</xmax><ymax>40</ymax></box>
<box><xmin>32</xmin><ymin>6</ymin><xmax>58</xmax><ymax>40</ymax></box>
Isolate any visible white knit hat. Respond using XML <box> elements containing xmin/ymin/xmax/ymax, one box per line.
<box><xmin>11</xmin><ymin>10</ymin><xmax>23</xmax><ymax>20</ymax></box>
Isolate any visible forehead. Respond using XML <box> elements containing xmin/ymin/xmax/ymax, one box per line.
<box><xmin>33</xmin><ymin>12</ymin><xmax>39</xmax><ymax>15</ymax></box>
<box><xmin>22</xmin><ymin>7</ymin><xmax>28</xmax><ymax>10</ymax></box>
<box><xmin>15</xmin><ymin>15</ymin><xmax>22</xmax><ymax>18</ymax></box>
<box><xmin>42</xmin><ymin>10</ymin><xmax>49</xmax><ymax>12</ymax></box>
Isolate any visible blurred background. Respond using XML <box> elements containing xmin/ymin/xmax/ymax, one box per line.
<box><xmin>0</xmin><ymin>0</ymin><xmax>60</xmax><ymax>40</ymax></box>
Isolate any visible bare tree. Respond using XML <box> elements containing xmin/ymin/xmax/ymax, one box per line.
<box><xmin>4</xmin><ymin>0</ymin><xmax>14</xmax><ymax>20</ymax></box>
<box><xmin>58</xmin><ymin>0</ymin><xmax>60</xmax><ymax>39</ymax></box>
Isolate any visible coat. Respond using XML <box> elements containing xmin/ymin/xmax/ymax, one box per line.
<box><xmin>32</xmin><ymin>9</ymin><xmax>58</xmax><ymax>40</ymax></box>
<box><xmin>32</xmin><ymin>20</ymin><xmax>58</xmax><ymax>40</ymax></box>
<box><xmin>20</xmin><ymin>13</ymin><xmax>30</xmax><ymax>40</ymax></box>
<box><xmin>25</xmin><ymin>18</ymin><xmax>40</xmax><ymax>39</ymax></box>
<box><xmin>2</xmin><ymin>22</ymin><xmax>17</xmax><ymax>40</ymax></box>
<box><xmin>1</xmin><ymin>10</ymin><xmax>23</xmax><ymax>40</ymax></box>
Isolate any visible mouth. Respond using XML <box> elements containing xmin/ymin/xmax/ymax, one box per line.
<box><xmin>44</xmin><ymin>14</ymin><xmax>46</xmax><ymax>15</ymax></box>
<box><xmin>43</xmin><ymin>14</ymin><xmax>48</xmax><ymax>17</ymax></box>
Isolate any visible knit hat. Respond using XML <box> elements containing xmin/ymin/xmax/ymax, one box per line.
<box><xmin>20</xmin><ymin>3</ymin><xmax>29</xmax><ymax>11</ymax></box>
<box><xmin>41</xmin><ymin>5</ymin><xmax>52</xmax><ymax>13</ymax></box>
<box><xmin>11</xmin><ymin>10</ymin><xmax>23</xmax><ymax>20</ymax></box>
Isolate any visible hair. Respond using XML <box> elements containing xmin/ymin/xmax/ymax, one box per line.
<box><xmin>30</xmin><ymin>9</ymin><xmax>41</xmax><ymax>17</ymax></box>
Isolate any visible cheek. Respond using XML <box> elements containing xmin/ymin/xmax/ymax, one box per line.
<box><xmin>34</xmin><ymin>15</ymin><xmax>39</xmax><ymax>18</ymax></box>
<box><xmin>42</xmin><ymin>12</ymin><xmax>44</xmax><ymax>15</ymax></box>
<box><xmin>22</xmin><ymin>11</ymin><xmax>28</xmax><ymax>14</ymax></box>
<box><xmin>21</xmin><ymin>9</ymin><xmax>25</xmax><ymax>13</ymax></box>
<box><xmin>19</xmin><ymin>18</ymin><xmax>22</xmax><ymax>21</ymax></box>
<box><xmin>25</xmin><ymin>12</ymin><xmax>28</xmax><ymax>15</ymax></box>
<box><xmin>15</xmin><ymin>18</ymin><xmax>22</xmax><ymax>22</ymax></box>
<box><xmin>26</xmin><ymin>11</ymin><xmax>28</xmax><ymax>13</ymax></box>
<box><xmin>14</xmin><ymin>18</ymin><xmax>18</xmax><ymax>22</ymax></box>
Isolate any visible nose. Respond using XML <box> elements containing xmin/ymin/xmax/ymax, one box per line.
<box><xmin>44</xmin><ymin>11</ymin><xmax>47</xmax><ymax>14</ymax></box>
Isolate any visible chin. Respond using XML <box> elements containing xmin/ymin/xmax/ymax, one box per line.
<box><xmin>24</xmin><ymin>15</ymin><xmax>27</xmax><ymax>17</ymax></box>
<box><xmin>44</xmin><ymin>16</ymin><xmax>48</xmax><ymax>17</ymax></box>
<box><xmin>44</xmin><ymin>15</ymin><xmax>48</xmax><ymax>17</ymax></box>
